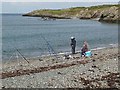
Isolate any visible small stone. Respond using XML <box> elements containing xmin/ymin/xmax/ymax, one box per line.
<box><xmin>92</xmin><ymin>59</ymin><xmax>96</xmax><ymax>62</ymax></box>
<box><xmin>57</xmin><ymin>72</ymin><xmax>62</xmax><ymax>75</ymax></box>
<box><xmin>92</xmin><ymin>65</ymin><xmax>97</xmax><ymax>68</ymax></box>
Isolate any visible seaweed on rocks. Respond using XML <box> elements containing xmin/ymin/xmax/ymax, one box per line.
<box><xmin>1</xmin><ymin>60</ymin><xmax>88</xmax><ymax>79</ymax></box>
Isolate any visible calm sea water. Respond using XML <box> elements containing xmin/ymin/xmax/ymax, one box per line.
<box><xmin>2</xmin><ymin>14</ymin><xmax>118</xmax><ymax>60</ymax></box>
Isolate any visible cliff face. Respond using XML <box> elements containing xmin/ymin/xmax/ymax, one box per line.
<box><xmin>98</xmin><ymin>6</ymin><xmax>119</xmax><ymax>23</ymax></box>
<box><xmin>78</xmin><ymin>6</ymin><xmax>119</xmax><ymax>23</ymax></box>
<box><xmin>77</xmin><ymin>6</ymin><xmax>119</xmax><ymax>23</ymax></box>
<box><xmin>23</xmin><ymin>5</ymin><xmax>120</xmax><ymax>23</ymax></box>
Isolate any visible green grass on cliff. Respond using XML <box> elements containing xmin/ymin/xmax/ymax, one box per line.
<box><xmin>90</xmin><ymin>4</ymin><xmax>119</xmax><ymax>9</ymax></box>
<box><xmin>28</xmin><ymin>4</ymin><xmax>120</xmax><ymax>15</ymax></box>
<box><xmin>32</xmin><ymin>7</ymin><xmax>86</xmax><ymax>15</ymax></box>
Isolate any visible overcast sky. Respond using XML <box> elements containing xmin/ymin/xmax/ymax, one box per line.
<box><xmin>2</xmin><ymin>2</ymin><xmax>119</xmax><ymax>14</ymax></box>
<box><xmin>1</xmin><ymin>0</ymin><xmax>120</xmax><ymax>2</ymax></box>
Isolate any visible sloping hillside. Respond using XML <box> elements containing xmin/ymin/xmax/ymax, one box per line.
<box><xmin>23</xmin><ymin>4</ymin><xmax>120</xmax><ymax>23</ymax></box>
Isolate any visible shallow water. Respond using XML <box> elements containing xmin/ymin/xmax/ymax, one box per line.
<box><xmin>2</xmin><ymin>14</ymin><xmax>118</xmax><ymax>60</ymax></box>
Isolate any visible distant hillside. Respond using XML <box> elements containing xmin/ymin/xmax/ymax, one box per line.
<box><xmin>23</xmin><ymin>4</ymin><xmax>120</xmax><ymax>23</ymax></box>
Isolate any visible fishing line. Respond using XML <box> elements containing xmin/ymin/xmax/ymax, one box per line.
<box><xmin>40</xmin><ymin>34</ymin><xmax>56</xmax><ymax>54</ymax></box>
<box><xmin>10</xmin><ymin>39</ymin><xmax>30</xmax><ymax>64</ymax></box>
<box><xmin>40</xmin><ymin>34</ymin><xmax>60</xmax><ymax>60</ymax></box>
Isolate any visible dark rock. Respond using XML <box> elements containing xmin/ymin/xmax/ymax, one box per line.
<box><xmin>57</xmin><ymin>72</ymin><xmax>62</xmax><ymax>75</ymax></box>
<box><xmin>107</xmin><ymin>72</ymin><xmax>111</xmax><ymax>74</ymax></box>
<box><xmin>94</xmin><ymin>54</ymin><xmax>98</xmax><ymax>55</ymax></box>
<box><xmin>92</xmin><ymin>59</ymin><xmax>96</xmax><ymax>62</ymax></box>
<box><xmin>23</xmin><ymin>14</ymin><xmax>71</xmax><ymax>19</ymax></box>
<box><xmin>64</xmin><ymin>55</ymin><xmax>70</xmax><ymax>59</ymax></box>
<box><xmin>2</xmin><ymin>86</ymin><xmax>5</xmax><ymax>88</ymax></box>
<box><xmin>92</xmin><ymin>65</ymin><xmax>97</xmax><ymax>68</ymax></box>
<box><xmin>88</xmin><ymin>69</ymin><xmax>95</xmax><ymax>72</ymax></box>
<box><xmin>39</xmin><ymin>59</ymin><xmax>43</xmax><ymax>61</ymax></box>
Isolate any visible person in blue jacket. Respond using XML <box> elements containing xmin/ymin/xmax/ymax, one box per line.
<box><xmin>70</xmin><ymin>37</ymin><xmax>76</xmax><ymax>54</ymax></box>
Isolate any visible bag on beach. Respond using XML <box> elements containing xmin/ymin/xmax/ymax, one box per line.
<box><xmin>85</xmin><ymin>51</ymin><xmax>92</xmax><ymax>57</ymax></box>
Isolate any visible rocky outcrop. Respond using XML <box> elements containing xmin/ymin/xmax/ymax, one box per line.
<box><xmin>78</xmin><ymin>6</ymin><xmax>119</xmax><ymax>23</ymax></box>
<box><xmin>78</xmin><ymin>9</ymin><xmax>102</xmax><ymax>19</ymax></box>
<box><xmin>98</xmin><ymin>6</ymin><xmax>119</xmax><ymax>23</ymax></box>
<box><xmin>23</xmin><ymin>14</ymin><xmax>71</xmax><ymax>19</ymax></box>
<box><xmin>23</xmin><ymin>5</ymin><xmax>120</xmax><ymax>23</ymax></box>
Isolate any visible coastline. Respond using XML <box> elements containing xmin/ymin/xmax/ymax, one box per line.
<box><xmin>2</xmin><ymin>44</ymin><xmax>118</xmax><ymax>70</ymax></box>
<box><xmin>1</xmin><ymin>45</ymin><xmax>119</xmax><ymax>88</ymax></box>
<box><xmin>22</xmin><ymin>4</ymin><xmax>120</xmax><ymax>23</ymax></box>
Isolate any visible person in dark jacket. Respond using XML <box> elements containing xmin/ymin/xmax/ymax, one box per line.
<box><xmin>70</xmin><ymin>37</ymin><xmax>76</xmax><ymax>54</ymax></box>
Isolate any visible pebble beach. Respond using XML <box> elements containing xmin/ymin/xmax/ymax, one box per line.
<box><xmin>1</xmin><ymin>46</ymin><xmax>120</xmax><ymax>89</ymax></box>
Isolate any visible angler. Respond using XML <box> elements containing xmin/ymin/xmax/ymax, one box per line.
<box><xmin>70</xmin><ymin>37</ymin><xmax>76</xmax><ymax>54</ymax></box>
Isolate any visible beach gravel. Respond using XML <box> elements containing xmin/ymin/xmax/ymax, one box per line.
<box><xmin>1</xmin><ymin>47</ymin><xmax>120</xmax><ymax>88</ymax></box>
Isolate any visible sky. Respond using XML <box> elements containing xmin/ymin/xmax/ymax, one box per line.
<box><xmin>1</xmin><ymin>1</ymin><xmax>119</xmax><ymax>14</ymax></box>
<box><xmin>1</xmin><ymin>0</ymin><xmax>120</xmax><ymax>2</ymax></box>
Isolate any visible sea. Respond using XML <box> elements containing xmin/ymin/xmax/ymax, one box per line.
<box><xmin>2</xmin><ymin>14</ymin><xmax>118</xmax><ymax>60</ymax></box>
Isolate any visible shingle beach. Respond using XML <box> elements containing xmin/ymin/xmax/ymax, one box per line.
<box><xmin>1</xmin><ymin>46</ymin><xmax>119</xmax><ymax>89</ymax></box>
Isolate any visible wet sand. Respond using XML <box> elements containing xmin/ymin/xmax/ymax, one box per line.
<box><xmin>1</xmin><ymin>46</ymin><xmax>120</xmax><ymax>88</ymax></box>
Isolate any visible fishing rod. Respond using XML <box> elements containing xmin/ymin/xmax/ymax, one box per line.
<box><xmin>15</xmin><ymin>47</ymin><xmax>29</xmax><ymax>64</ymax></box>
<box><xmin>40</xmin><ymin>34</ymin><xmax>59</xmax><ymax>59</ymax></box>
<box><xmin>7</xmin><ymin>46</ymin><xmax>30</xmax><ymax>64</ymax></box>
<box><xmin>12</xmin><ymin>39</ymin><xmax>30</xmax><ymax>64</ymax></box>
<box><xmin>40</xmin><ymin>34</ymin><xmax>56</xmax><ymax>55</ymax></box>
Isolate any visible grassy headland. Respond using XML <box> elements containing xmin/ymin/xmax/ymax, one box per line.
<box><xmin>23</xmin><ymin>4</ymin><xmax>120</xmax><ymax>23</ymax></box>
